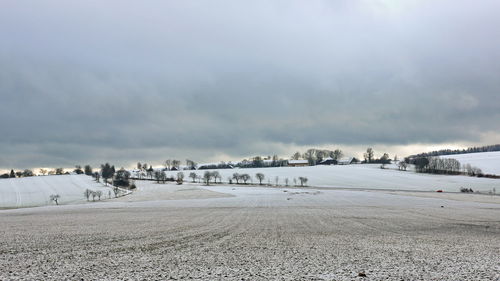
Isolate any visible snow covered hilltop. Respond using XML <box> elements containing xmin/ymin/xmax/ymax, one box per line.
<box><xmin>0</xmin><ymin>175</ymin><xmax>114</xmax><ymax>209</ymax></box>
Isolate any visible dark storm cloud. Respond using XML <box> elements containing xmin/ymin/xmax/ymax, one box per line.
<box><xmin>1</xmin><ymin>0</ymin><xmax>500</xmax><ymax>168</ymax></box>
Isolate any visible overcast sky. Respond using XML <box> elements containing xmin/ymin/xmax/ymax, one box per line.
<box><xmin>1</xmin><ymin>0</ymin><xmax>500</xmax><ymax>170</ymax></box>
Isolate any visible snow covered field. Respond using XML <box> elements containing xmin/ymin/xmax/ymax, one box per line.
<box><xmin>2</xmin><ymin>161</ymin><xmax>499</xmax><ymax>210</ymax></box>
<box><xmin>0</xmin><ymin>181</ymin><xmax>499</xmax><ymax>280</ymax></box>
<box><xmin>1</xmin><ymin>168</ymin><xmax>499</xmax><ymax>279</ymax></box>
<box><xmin>0</xmin><ymin>175</ymin><xmax>114</xmax><ymax>208</ymax></box>
<box><xmin>441</xmin><ymin>151</ymin><xmax>500</xmax><ymax>175</ymax></box>
<box><xmin>163</xmin><ymin>164</ymin><xmax>500</xmax><ymax>193</ymax></box>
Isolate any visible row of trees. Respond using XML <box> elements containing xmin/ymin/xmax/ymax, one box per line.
<box><xmin>153</xmin><ymin>170</ymin><xmax>186</xmax><ymax>184</ymax></box>
<box><xmin>1</xmin><ymin>169</ymin><xmax>35</xmax><ymax>178</ymax></box>
<box><xmin>1</xmin><ymin>165</ymin><xmax>95</xmax><ymax>179</ymax></box>
<box><xmin>409</xmin><ymin>144</ymin><xmax>500</xmax><ymax>158</ymax></box>
<box><xmin>137</xmin><ymin>160</ymin><xmax>198</xmax><ymax>172</ymax></box>
<box><xmin>84</xmin><ymin>186</ymin><xmax>121</xmax><ymax>201</ymax></box>
<box><xmin>134</xmin><ymin>148</ymin><xmax>346</xmax><ymax>172</ymax></box>
<box><xmin>151</xmin><ymin>170</ymin><xmax>219</xmax><ymax>185</ymax></box>
<box><xmin>291</xmin><ymin>148</ymin><xmax>344</xmax><ymax>165</ymax></box>
<box><xmin>363</xmin><ymin>148</ymin><xmax>392</xmax><ymax>164</ymax></box>
<box><xmin>179</xmin><ymin>171</ymin><xmax>309</xmax><ymax>187</ymax></box>
<box><xmin>236</xmin><ymin>155</ymin><xmax>288</xmax><ymax>168</ymax></box>
<box><xmin>130</xmin><ymin>146</ymin><xmax>396</xmax><ymax>173</ymax></box>
<box><xmin>409</xmin><ymin>157</ymin><xmax>483</xmax><ymax>175</ymax></box>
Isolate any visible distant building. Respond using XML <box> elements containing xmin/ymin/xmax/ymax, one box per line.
<box><xmin>337</xmin><ymin>157</ymin><xmax>355</xmax><ymax>165</ymax></box>
<box><xmin>318</xmin><ymin>157</ymin><xmax>338</xmax><ymax>165</ymax></box>
<box><xmin>288</xmin><ymin>159</ymin><xmax>309</xmax><ymax>167</ymax></box>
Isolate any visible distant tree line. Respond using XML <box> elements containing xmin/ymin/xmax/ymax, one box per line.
<box><xmin>291</xmin><ymin>148</ymin><xmax>344</xmax><ymax>165</ymax></box>
<box><xmin>198</xmin><ymin>162</ymin><xmax>234</xmax><ymax>170</ymax></box>
<box><xmin>362</xmin><ymin>148</ymin><xmax>391</xmax><ymax>164</ymax></box>
<box><xmin>406</xmin><ymin>156</ymin><xmax>496</xmax><ymax>178</ymax></box>
<box><xmin>408</xmin><ymin>144</ymin><xmax>500</xmax><ymax>158</ymax></box>
<box><xmin>0</xmin><ymin>164</ymin><xmax>98</xmax><ymax>179</ymax></box>
<box><xmin>410</xmin><ymin>157</ymin><xmax>462</xmax><ymax>175</ymax></box>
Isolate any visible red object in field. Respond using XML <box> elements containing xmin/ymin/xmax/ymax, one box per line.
<box><xmin>436</xmin><ymin>190</ymin><xmax>443</xmax><ymax>193</ymax></box>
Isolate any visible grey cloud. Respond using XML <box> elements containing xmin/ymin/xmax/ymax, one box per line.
<box><xmin>1</xmin><ymin>0</ymin><xmax>500</xmax><ymax>169</ymax></box>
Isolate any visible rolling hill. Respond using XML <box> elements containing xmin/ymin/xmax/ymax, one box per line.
<box><xmin>0</xmin><ymin>175</ymin><xmax>113</xmax><ymax>209</ymax></box>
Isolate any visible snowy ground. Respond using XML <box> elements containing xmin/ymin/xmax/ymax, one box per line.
<box><xmin>0</xmin><ymin>175</ymin><xmax>115</xmax><ymax>208</ymax></box>
<box><xmin>163</xmin><ymin>164</ymin><xmax>500</xmax><ymax>193</ymax></box>
<box><xmin>1</xmin><ymin>172</ymin><xmax>499</xmax><ymax>280</ymax></box>
<box><xmin>3</xmin><ymin>163</ymin><xmax>500</xmax><ymax>209</ymax></box>
<box><xmin>0</xmin><ymin>181</ymin><xmax>499</xmax><ymax>280</ymax></box>
<box><xmin>113</xmin><ymin>180</ymin><xmax>233</xmax><ymax>202</ymax></box>
<box><xmin>440</xmin><ymin>151</ymin><xmax>500</xmax><ymax>175</ymax></box>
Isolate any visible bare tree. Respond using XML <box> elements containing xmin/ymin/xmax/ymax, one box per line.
<box><xmin>315</xmin><ymin>150</ymin><xmax>326</xmax><ymax>163</ymax></box>
<box><xmin>146</xmin><ymin>166</ymin><xmax>154</xmax><ymax>180</ymax></box>
<box><xmin>164</xmin><ymin>160</ymin><xmax>172</xmax><ymax>171</ymax></box>
<box><xmin>232</xmin><ymin>173</ymin><xmax>240</xmax><ymax>184</ymax></box>
<box><xmin>212</xmin><ymin>171</ymin><xmax>221</xmax><ymax>183</ymax></box>
<box><xmin>96</xmin><ymin>190</ymin><xmax>102</xmax><ymax>200</ymax></box>
<box><xmin>39</xmin><ymin>169</ymin><xmax>47</xmax><ymax>176</ymax></box>
<box><xmin>172</xmin><ymin>160</ymin><xmax>181</xmax><ymax>170</ymax></box>
<box><xmin>189</xmin><ymin>172</ymin><xmax>197</xmax><ymax>183</ymax></box>
<box><xmin>304</xmin><ymin>149</ymin><xmax>317</xmax><ymax>165</ymax></box>
<box><xmin>84</xmin><ymin>189</ymin><xmax>92</xmax><ymax>201</ymax></box>
<box><xmin>21</xmin><ymin>169</ymin><xmax>34</xmax><ymax>177</ymax></box>
<box><xmin>113</xmin><ymin>186</ymin><xmax>120</xmax><ymax>198</ymax></box>
<box><xmin>177</xmin><ymin>172</ymin><xmax>185</xmax><ymax>184</ymax></box>
<box><xmin>49</xmin><ymin>194</ymin><xmax>60</xmax><ymax>205</ymax></box>
<box><xmin>255</xmin><ymin>173</ymin><xmax>265</xmax><ymax>185</ymax></box>
<box><xmin>186</xmin><ymin>159</ymin><xmax>197</xmax><ymax>170</ymax></box>
<box><xmin>380</xmin><ymin>153</ymin><xmax>390</xmax><ymax>164</ymax></box>
<box><xmin>91</xmin><ymin>191</ymin><xmax>97</xmax><ymax>201</ymax></box>
<box><xmin>240</xmin><ymin>174</ymin><xmax>251</xmax><ymax>184</ymax></box>
<box><xmin>154</xmin><ymin>170</ymin><xmax>164</xmax><ymax>183</ymax></box>
<box><xmin>332</xmin><ymin>149</ymin><xmax>343</xmax><ymax>160</ymax></box>
<box><xmin>364</xmin><ymin>148</ymin><xmax>374</xmax><ymax>163</ymax></box>
<box><xmin>291</xmin><ymin>152</ymin><xmax>301</xmax><ymax>160</ymax></box>
<box><xmin>298</xmin><ymin>177</ymin><xmax>308</xmax><ymax>187</ymax></box>
<box><xmin>203</xmin><ymin>171</ymin><xmax>212</xmax><ymax>185</ymax></box>
<box><xmin>398</xmin><ymin>162</ymin><xmax>408</xmax><ymax>171</ymax></box>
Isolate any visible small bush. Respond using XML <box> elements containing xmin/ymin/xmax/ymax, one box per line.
<box><xmin>460</xmin><ymin>187</ymin><xmax>474</xmax><ymax>193</ymax></box>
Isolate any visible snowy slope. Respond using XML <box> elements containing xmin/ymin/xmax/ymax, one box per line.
<box><xmin>165</xmin><ymin>164</ymin><xmax>500</xmax><ymax>193</ymax></box>
<box><xmin>441</xmin><ymin>151</ymin><xmax>500</xmax><ymax>175</ymax></box>
<box><xmin>0</xmin><ymin>175</ymin><xmax>114</xmax><ymax>208</ymax></box>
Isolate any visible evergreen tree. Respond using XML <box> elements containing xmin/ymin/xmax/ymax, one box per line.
<box><xmin>100</xmin><ymin>163</ymin><xmax>115</xmax><ymax>185</ymax></box>
<box><xmin>114</xmin><ymin>168</ymin><xmax>131</xmax><ymax>187</ymax></box>
<box><xmin>84</xmin><ymin>165</ymin><xmax>93</xmax><ymax>176</ymax></box>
